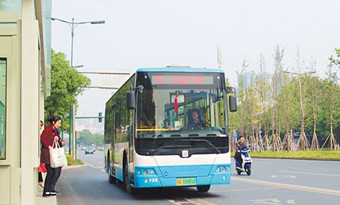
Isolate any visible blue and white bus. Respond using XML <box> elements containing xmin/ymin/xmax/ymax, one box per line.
<box><xmin>104</xmin><ymin>67</ymin><xmax>237</xmax><ymax>194</ymax></box>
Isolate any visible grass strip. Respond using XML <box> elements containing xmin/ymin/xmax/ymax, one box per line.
<box><xmin>231</xmin><ymin>150</ymin><xmax>340</xmax><ymax>161</ymax></box>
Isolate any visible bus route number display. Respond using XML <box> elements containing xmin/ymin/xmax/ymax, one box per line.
<box><xmin>151</xmin><ymin>75</ymin><xmax>214</xmax><ymax>85</ymax></box>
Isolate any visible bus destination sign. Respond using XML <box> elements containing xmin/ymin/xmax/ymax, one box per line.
<box><xmin>151</xmin><ymin>75</ymin><xmax>214</xmax><ymax>85</ymax></box>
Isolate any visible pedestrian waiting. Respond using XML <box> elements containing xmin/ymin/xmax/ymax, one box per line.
<box><xmin>40</xmin><ymin>116</ymin><xmax>66</xmax><ymax>197</ymax></box>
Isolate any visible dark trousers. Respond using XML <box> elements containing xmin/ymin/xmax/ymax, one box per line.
<box><xmin>38</xmin><ymin>172</ymin><xmax>43</xmax><ymax>183</ymax></box>
<box><xmin>234</xmin><ymin>152</ymin><xmax>243</xmax><ymax>167</ymax></box>
<box><xmin>43</xmin><ymin>164</ymin><xmax>56</xmax><ymax>193</ymax></box>
<box><xmin>51</xmin><ymin>167</ymin><xmax>62</xmax><ymax>191</ymax></box>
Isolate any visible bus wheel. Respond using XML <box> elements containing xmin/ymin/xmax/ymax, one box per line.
<box><xmin>124</xmin><ymin>159</ymin><xmax>135</xmax><ymax>194</ymax></box>
<box><xmin>197</xmin><ymin>185</ymin><xmax>210</xmax><ymax>192</ymax></box>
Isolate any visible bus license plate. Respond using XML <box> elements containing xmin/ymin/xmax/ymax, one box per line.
<box><xmin>176</xmin><ymin>178</ymin><xmax>196</xmax><ymax>186</ymax></box>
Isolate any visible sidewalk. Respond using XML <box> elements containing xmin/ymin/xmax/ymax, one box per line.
<box><xmin>36</xmin><ymin>181</ymin><xmax>57</xmax><ymax>205</ymax></box>
<box><xmin>36</xmin><ymin>186</ymin><xmax>57</xmax><ymax>205</ymax></box>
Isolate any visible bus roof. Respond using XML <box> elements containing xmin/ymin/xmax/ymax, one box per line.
<box><xmin>136</xmin><ymin>67</ymin><xmax>224</xmax><ymax>73</ymax></box>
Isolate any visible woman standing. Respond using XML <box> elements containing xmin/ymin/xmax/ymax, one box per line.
<box><xmin>40</xmin><ymin>116</ymin><xmax>65</xmax><ymax>197</ymax></box>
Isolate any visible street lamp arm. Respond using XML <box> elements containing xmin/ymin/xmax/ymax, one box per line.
<box><xmin>51</xmin><ymin>17</ymin><xmax>105</xmax><ymax>26</ymax></box>
<box><xmin>51</xmin><ymin>17</ymin><xmax>72</xmax><ymax>25</ymax></box>
<box><xmin>76</xmin><ymin>20</ymin><xmax>105</xmax><ymax>25</ymax></box>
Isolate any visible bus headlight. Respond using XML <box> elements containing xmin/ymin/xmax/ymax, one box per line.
<box><xmin>143</xmin><ymin>170</ymin><xmax>148</xmax><ymax>175</ymax></box>
<box><xmin>138</xmin><ymin>170</ymin><xmax>141</xmax><ymax>175</ymax></box>
<box><xmin>216</xmin><ymin>167</ymin><xmax>221</xmax><ymax>173</ymax></box>
<box><xmin>149</xmin><ymin>170</ymin><xmax>154</xmax><ymax>175</ymax></box>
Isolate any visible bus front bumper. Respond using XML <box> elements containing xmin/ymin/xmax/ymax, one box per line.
<box><xmin>134</xmin><ymin>164</ymin><xmax>231</xmax><ymax>188</ymax></box>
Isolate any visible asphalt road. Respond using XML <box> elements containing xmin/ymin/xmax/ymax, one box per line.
<box><xmin>56</xmin><ymin>151</ymin><xmax>340</xmax><ymax>205</ymax></box>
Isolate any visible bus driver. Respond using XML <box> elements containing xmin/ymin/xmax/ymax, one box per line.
<box><xmin>189</xmin><ymin>110</ymin><xmax>204</xmax><ymax>127</ymax></box>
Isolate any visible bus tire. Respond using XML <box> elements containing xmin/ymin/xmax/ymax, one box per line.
<box><xmin>124</xmin><ymin>157</ymin><xmax>135</xmax><ymax>194</ymax></box>
<box><xmin>197</xmin><ymin>185</ymin><xmax>211</xmax><ymax>192</ymax></box>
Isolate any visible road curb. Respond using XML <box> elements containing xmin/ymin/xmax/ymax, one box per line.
<box><xmin>63</xmin><ymin>165</ymin><xmax>86</xmax><ymax>169</ymax></box>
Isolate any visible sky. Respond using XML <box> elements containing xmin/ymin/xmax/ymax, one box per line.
<box><xmin>51</xmin><ymin>0</ymin><xmax>340</xmax><ymax>132</ymax></box>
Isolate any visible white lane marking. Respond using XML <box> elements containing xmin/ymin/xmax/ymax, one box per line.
<box><xmin>233</xmin><ymin>177</ymin><xmax>340</xmax><ymax>197</ymax></box>
<box><xmin>249</xmin><ymin>198</ymin><xmax>281</xmax><ymax>205</ymax></box>
<box><xmin>190</xmin><ymin>198</ymin><xmax>221</xmax><ymax>205</ymax></box>
<box><xmin>270</xmin><ymin>175</ymin><xmax>296</xmax><ymax>179</ymax></box>
<box><xmin>279</xmin><ymin>170</ymin><xmax>340</xmax><ymax>177</ymax></box>
<box><xmin>286</xmin><ymin>199</ymin><xmax>296</xmax><ymax>204</ymax></box>
<box><xmin>249</xmin><ymin>198</ymin><xmax>296</xmax><ymax>205</ymax></box>
<box><xmin>168</xmin><ymin>198</ymin><xmax>201</xmax><ymax>205</ymax></box>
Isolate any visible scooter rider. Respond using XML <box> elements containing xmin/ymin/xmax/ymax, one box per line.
<box><xmin>234</xmin><ymin>136</ymin><xmax>247</xmax><ymax>167</ymax></box>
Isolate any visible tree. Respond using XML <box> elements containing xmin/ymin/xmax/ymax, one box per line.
<box><xmin>321</xmin><ymin>61</ymin><xmax>339</xmax><ymax>150</ymax></box>
<box><xmin>78</xmin><ymin>129</ymin><xmax>93</xmax><ymax>146</ymax></box>
<box><xmin>78</xmin><ymin>129</ymin><xmax>104</xmax><ymax>147</ymax></box>
<box><xmin>304</xmin><ymin>62</ymin><xmax>322</xmax><ymax>151</ymax></box>
<box><xmin>45</xmin><ymin>50</ymin><xmax>91</xmax><ymax>132</ymax></box>
<box><xmin>329</xmin><ymin>48</ymin><xmax>340</xmax><ymax>70</ymax></box>
<box><xmin>236</xmin><ymin>60</ymin><xmax>248</xmax><ymax>137</ymax></box>
<box><xmin>271</xmin><ymin>46</ymin><xmax>284</xmax><ymax>151</ymax></box>
<box><xmin>255</xmin><ymin>55</ymin><xmax>271</xmax><ymax>151</ymax></box>
<box><xmin>0</xmin><ymin>1</ymin><xmax>4</xmax><ymax>11</ymax></box>
<box><xmin>278</xmin><ymin>73</ymin><xmax>299</xmax><ymax>151</ymax></box>
<box><xmin>318</xmin><ymin>49</ymin><xmax>340</xmax><ymax>150</ymax></box>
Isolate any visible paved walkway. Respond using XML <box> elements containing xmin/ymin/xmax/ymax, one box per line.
<box><xmin>36</xmin><ymin>174</ymin><xmax>57</xmax><ymax>205</ymax></box>
<box><xmin>36</xmin><ymin>185</ymin><xmax>57</xmax><ymax>205</ymax></box>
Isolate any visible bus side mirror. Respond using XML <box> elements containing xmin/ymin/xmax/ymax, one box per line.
<box><xmin>229</xmin><ymin>95</ymin><xmax>237</xmax><ymax>112</ymax></box>
<box><xmin>127</xmin><ymin>90</ymin><xmax>136</xmax><ymax>110</ymax></box>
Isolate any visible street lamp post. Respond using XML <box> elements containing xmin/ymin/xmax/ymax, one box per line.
<box><xmin>51</xmin><ymin>17</ymin><xmax>105</xmax><ymax>157</ymax></box>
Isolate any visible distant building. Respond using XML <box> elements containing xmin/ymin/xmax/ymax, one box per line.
<box><xmin>238</xmin><ymin>71</ymin><xmax>272</xmax><ymax>90</ymax></box>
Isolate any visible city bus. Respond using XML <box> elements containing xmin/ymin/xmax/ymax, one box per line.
<box><xmin>104</xmin><ymin>67</ymin><xmax>237</xmax><ymax>194</ymax></box>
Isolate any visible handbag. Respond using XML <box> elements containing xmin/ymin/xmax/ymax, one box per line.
<box><xmin>49</xmin><ymin>137</ymin><xmax>68</xmax><ymax>168</ymax></box>
<box><xmin>38</xmin><ymin>163</ymin><xmax>47</xmax><ymax>173</ymax></box>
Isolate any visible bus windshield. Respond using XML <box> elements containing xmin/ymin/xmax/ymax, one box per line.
<box><xmin>135</xmin><ymin>72</ymin><xmax>228</xmax><ymax>156</ymax></box>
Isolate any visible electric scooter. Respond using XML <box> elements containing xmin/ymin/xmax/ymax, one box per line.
<box><xmin>234</xmin><ymin>147</ymin><xmax>252</xmax><ymax>176</ymax></box>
